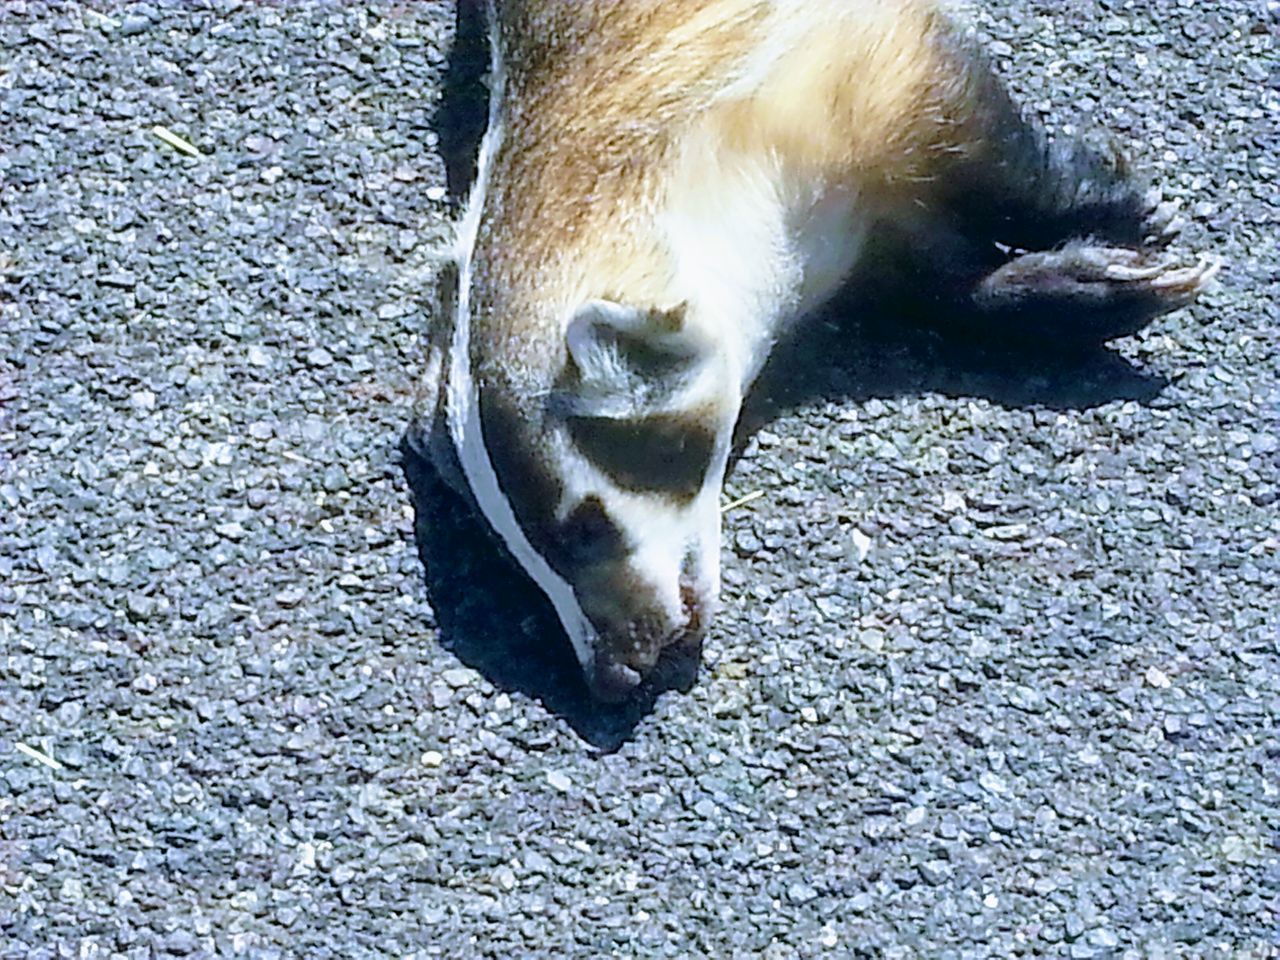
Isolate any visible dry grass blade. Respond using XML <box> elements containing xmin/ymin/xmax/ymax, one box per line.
<box><xmin>82</xmin><ymin>9</ymin><xmax>120</xmax><ymax>29</ymax></box>
<box><xmin>151</xmin><ymin>124</ymin><xmax>202</xmax><ymax>158</ymax></box>
<box><xmin>720</xmin><ymin>490</ymin><xmax>765</xmax><ymax>514</ymax></box>
<box><xmin>15</xmin><ymin>742</ymin><xmax>64</xmax><ymax>771</ymax></box>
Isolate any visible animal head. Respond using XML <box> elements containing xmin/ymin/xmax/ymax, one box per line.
<box><xmin>447</xmin><ymin>293</ymin><xmax>739</xmax><ymax>701</ymax></box>
<box><xmin>416</xmin><ymin>0</ymin><xmax>778</xmax><ymax>701</ymax></box>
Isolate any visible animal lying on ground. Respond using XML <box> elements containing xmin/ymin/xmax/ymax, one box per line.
<box><xmin>412</xmin><ymin>0</ymin><xmax>1218</xmax><ymax>702</ymax></box>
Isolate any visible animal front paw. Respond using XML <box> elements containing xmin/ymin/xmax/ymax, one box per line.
<box><xmin>972</xmin><ymin>243</ymin><xmax>1221</xmax><ymax>342</ymax></box>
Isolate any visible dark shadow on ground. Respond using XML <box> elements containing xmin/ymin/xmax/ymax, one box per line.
<box><xmin>738</xmin><ymin>260</ymin><xmax>1167</xmax><ymax>453</ymax></box>
<box><xmin>434</xmin><ymin>1</ymin><xmax>489</xmax><ymax>203</ymax></box>
<box><xmin>402</xmin><ymin>440</ymin><xmax>678</xmax><ymax>751</ymax></box>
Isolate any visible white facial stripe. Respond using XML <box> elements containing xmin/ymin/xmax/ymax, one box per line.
<box><xmin>446</xmin><ymin>3</ymin><xmax>598</xmax><ymax>672</ymax></box>
<box><xmin>451</xmin><ymin>384</ymin><xmax>599</xmax><ymax>671</ymax></box>
<box><xmin>552</xmin><ymin>399</ymin><xmax>739</xmax><ymax>620</ymax></box>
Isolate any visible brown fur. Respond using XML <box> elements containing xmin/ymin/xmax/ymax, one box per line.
<box><xmin>470</xmin><ymin>1</ymin><xmax>979</xmax><ymax>394</ymax></box>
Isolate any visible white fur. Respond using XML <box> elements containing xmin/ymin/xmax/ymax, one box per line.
<box><xmin>447</xmin><ymin>2</ymin><xmax>599</xmax><ymax>671</ymax></box>
<box><xmin>543</xmin><ymin>422</ymin><xmax>731</xmax><ymax>635</ymax></box>
<box><xmin>571</xmin><ymin>113</ymin><xmax>870</xmax><ymax>621</ymax></box>
<box><xmin>715</xmin><ymin>0</ymin><xmax>869</xmax><ymax>105</ymax></box>
<box><xmin>661</xmin><ymin>127</ymin><xmax>868</xmax><ymax>394</ymax></box>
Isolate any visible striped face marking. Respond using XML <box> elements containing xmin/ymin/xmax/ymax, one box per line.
<box><xmin>453</xmin><ymin>294</ymin><xmax>733</xmax><ymax>699</ymax></box>
<box><xmin>565</xmin><ymin>412</ymin><xmax>717</xmax><ymax>504</ymax></box>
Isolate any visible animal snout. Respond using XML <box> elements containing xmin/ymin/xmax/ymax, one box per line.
<box><xmin>587</xmin><ymin>656</ymin><xmax>645</xmax><ymax>703</ymax></box>
<box><xmin>578</xmin><ymin>552</ymin><xmax>711</xmax><ymax>701</ymax></box>
<box><xmin>584</xmin><ymin>589</ymin><xmax>708</xmax><ymax>702</ymax></box>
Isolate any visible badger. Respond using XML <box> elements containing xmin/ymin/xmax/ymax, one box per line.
<box><xmin>412</xmin><ymin>0</ymin><xmax>1218</xmax><ymax>702</ymax></box>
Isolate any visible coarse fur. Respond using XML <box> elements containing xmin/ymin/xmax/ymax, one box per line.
<box><xmin>414</xmin><ymin>0</ymin><xmax>1218</xmax><ymax>702</ymax></box>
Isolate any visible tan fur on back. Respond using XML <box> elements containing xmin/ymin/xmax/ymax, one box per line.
<box><xmin>470</xmin><ymin>0</ymin><xmax>969</xmax><ymax>392</ymax></box>
<box><xmin>715</xmin><ymin>4</ymin><xmax>955</xmax><ymax>186</ymax></box>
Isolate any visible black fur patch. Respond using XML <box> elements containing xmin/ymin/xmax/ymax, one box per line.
<box><xmin>880</xmin><ymin>25</ymin><xmax>1172</xmax><ymax>346</ymax></box>
<box><xmin>566</xmin><ymin>413</ymin><xmax>715</xmax><ymax>503</ymax></box>
<box><xmin>931</xmin><ymin>27</ymin><xmax>1149</xmax><ymax>254</ymax></box>
<box><xmin>477</xmin><ymin>389</ymin><xmax>568</xmax><ymax>568</ymax></box>
<box><xmin>559</xmin><ymin>495</ymin><xmax>628</xmax><ymax>570</ymax></box>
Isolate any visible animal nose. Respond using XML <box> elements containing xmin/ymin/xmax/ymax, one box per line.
<box><xmin>587</xmin><ymin>657</ymin><xmax>644</xmax><ymax>703</ymax></box>
<box><xmin>585</xmin><ymin>600</ymin><xmax>709</xmax><ymax>703</ymax></box>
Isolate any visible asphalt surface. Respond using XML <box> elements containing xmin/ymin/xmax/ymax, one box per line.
<box><xmin>1</xmin><ymin>2</ymin><xmax>1277</xmax><ymax>958</ymax></box>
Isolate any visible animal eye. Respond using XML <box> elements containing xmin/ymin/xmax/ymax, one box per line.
<box><xmin>560</xmin><ymin>496</ymin><xmax>625</xmax><ymax>568</ymax></box>
<box><xmin>566</xmin><ymin>414</ymin><xmax>716</xmax><ymax>503</ymax></box>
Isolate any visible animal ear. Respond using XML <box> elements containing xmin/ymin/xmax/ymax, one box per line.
<box><xmin>555</xmin><ymin>299</ymin><xmax>710</xmax><ymax>419</ymax></box>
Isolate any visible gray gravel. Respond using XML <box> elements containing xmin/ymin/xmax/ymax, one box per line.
<box><xmin>1</xmin><ymin>2</ymin><xmax>1277</xmax><ymax>958</ymax></box>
